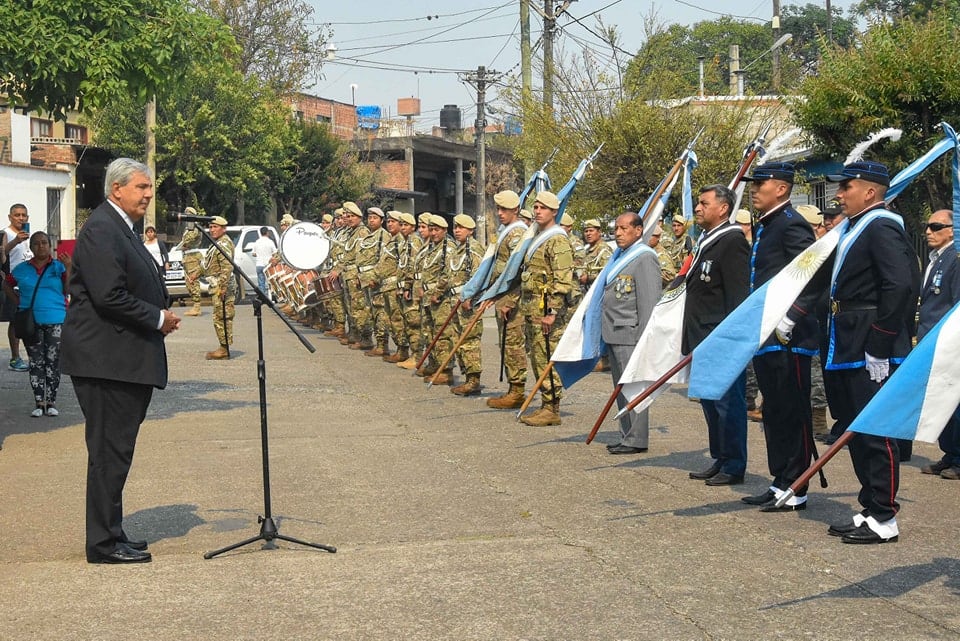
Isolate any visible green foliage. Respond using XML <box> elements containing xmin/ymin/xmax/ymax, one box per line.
<box><xmin>781</xmin><ymin>3</ymin><xmax>857</xmax><ymax>73</ymax></box>
<box><xmin>853</xmin><ymin>0</ymin><xmax>960</xmax><ymax>21</ymax></box>
<box><xmin>0</xmin><ymin>0</ymin><xmax>232</xmax><ymax>119</ymax></box>
<box><xmin>793</xmin><ymin>7</ymin><xmax>960</xmax><ymax>225</ymax></box>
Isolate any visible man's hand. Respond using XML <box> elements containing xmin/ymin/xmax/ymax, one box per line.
<box><xmin>865</xmin><ymin>353</ymin><xmax>890</xmax><ymax>383</ymax></box>
<box><xmin>161</xmin><ymin>309</ymin><xmax>181</xmax><ymax>335</ymax></box>
<box><xmin>498</xmin><ymin>304</ymin><xmax>513</xmax><ymax>321</ymax></box>
<box><xmin>462</xmin><ymin>299</ymin><xmax>472</xmax><ymax>311</ymax></box>
<box><xmin>775</xmin><ymin>317</ymin><xmax>795</xmax><ymax>345</ymax></box>
<box><xmin>541</xmin><ymin>313</ymin><xmax>556</xmax><ymax>335</ymax></box>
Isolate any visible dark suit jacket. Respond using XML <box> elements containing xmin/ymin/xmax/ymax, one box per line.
<box><xmin>918</xmin><ymin>246</ymin><xmax>960</xmax><ymax>340</ymax></box>
<box><xmin>682</xmin><ymin>223</ymin><xmax>750</xmax><ymax>354</ymax></box>
<box><xmin>61</xmin><ymin>201</ymin><xmax>170</xmax><ymax>388</ymax></box>
<box><xmin>753</xmin><ymin>202</ymin><xmax>818</xmax><ymax>353</ymax></box>
<box><xmin>600</xmin><ymin>248</ymin><xmax>661</xmax><ymax>346</ymax></box>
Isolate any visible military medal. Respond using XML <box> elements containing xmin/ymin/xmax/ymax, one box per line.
<box><xmin>700</xmin><ymin>260</ymin><xmax>713</xmax><ymax>282</ymax></box>
<box><xmin>933</xmin><ymin>270</ymin><xmax>943</xmax><ymax>295</ymax></box>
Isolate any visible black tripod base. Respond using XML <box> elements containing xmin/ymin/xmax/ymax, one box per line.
<box><xmin>203</xmin><ymin>515</ymin><xmax>337</xmax><ymax>559</ymax></box>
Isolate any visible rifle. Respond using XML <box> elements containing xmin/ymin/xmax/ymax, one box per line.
<box><xmin>221</xmin><ymin>289</ymin><xmax>230</xmax><ymax>358</ymax></box>
<box><xmin>498</xmin><ymin>310</ymin><xmax>508</xmax><ymax>382</ymax></box>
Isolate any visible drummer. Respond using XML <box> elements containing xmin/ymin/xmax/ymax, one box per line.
<box><xmin>271</xmin><ymin>213</ymin><xmax>298</xmax><ymax>314</ymax></box>
<box><xmin>320</xmin><ymin>213</ymin><xmax>333</xmax><ymax>233</ymax></box>
<box><xmin>322</xmin><ymin>207</ymin><xmax>349</xmax><ymax>338</ymax></box>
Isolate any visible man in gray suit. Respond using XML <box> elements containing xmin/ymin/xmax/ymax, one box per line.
<box><xmin>62</xmin><ymin>158</ymin><xmax>181</xmax><ymax>564</ymax></box>
<box><xmin>602</xmin><ymin>212</ymin><xmax>662</xmax><ymax>454</ymax></box>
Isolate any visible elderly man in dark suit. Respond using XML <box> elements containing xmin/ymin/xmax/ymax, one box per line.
<box><xmin>62</xmin><ymin>158</ymin><xmax>181</xmax><ymax>564</ymax></box>
<box><xmin>602</xmin><ymin>212</ymin><xmax>662</xmax><ymax>455</ymax></box>
<box><xmin>684</xmin><ymin>184</ymin><xmax>751</xmax><ymax>486</ymax></box>
<box><xmin>917</xmin><ymin>209</ymin><xmax>960</xmax><ymax>479</ymax></box>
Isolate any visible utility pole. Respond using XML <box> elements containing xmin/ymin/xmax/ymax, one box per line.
<box><xmin>532</xmin><ymin>1</ymin><xmax>576</xmax><ymax>110</ymax></box>
<box><xmin>145</xmin><ymin>96</ymin><xmax>156</xmax><ymax>230</ymax></box>
<box><xmin>826</xmin><ymin>0</ymin><xmax>833</xmax><ymax>44</ymax></box>
<box><xmin>772</xmin><ymin>0</ymin><xmax>782</xmax><ymax>92</ymax></box>
<box><xmin>521</xmin><ymin>0</ymin><xmax>532</xmax><ymax>101</ymax></box>
<box><xmin>461</xmin><ymin>65</ymin><xmax>503</xmax><ymax>245</ymax></box>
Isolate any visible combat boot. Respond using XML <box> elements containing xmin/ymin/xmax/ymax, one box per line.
<box><xmin>429</xmin><ymin>369</ymin><xmax>454</xmax><ymax>386</ymax></box>
<box><xmin>365</xmin><ymin>340</ymin><xmax>388</xmax><ymax>357</ymax></box>
<box><xmin>205</xmin><ymin>346</ymin><xmax>230</xmax><ymax>360</ymax></box>
<box><xmin>325</xmin><ymin>324</ymin><xmax>346</xmax><ymax>338</ymax></box>
<box><xmin>486</xmin><ymin>383</ymin><xmax>525</xmax><ymax>409</ymax></box>
<box><xmin>397</xmin><ymin>355</ymin><xmax>419</xmax><ymax>370</ymax></box>
<box><xmin>520</xmin><ymin>401</ymin><xmax>561</xmax><ymax>426</ymax></box>
<box><xmin>184</xmin><ymin>303</ymin><xmax>202</xmax><ymax>317</ymax></box>
<box><xmin>812</xmin><ymin>407</ymin><xmax>829</xmax><ymax>436</ymax></box>
<box><xmin>385</xmin><ymin>346</ymin><xmax>409</xmax><ymax>363</ymax></box>
<box><xmin>451</xmin><ymin>373</ymin><xmax>481</xmax><ymax>396</ymax></box>
<box><xmin>415</xmin><ymin>364</ymin><xmax>438</xmax><ymax>378</ymax></box>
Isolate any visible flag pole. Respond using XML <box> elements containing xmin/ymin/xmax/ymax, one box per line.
<box><xmin>614</xmin><ymin>354</ymin><xmax>692</xmax><ymax>419</ymax></box>
<box><xmin>414</xmin><ymin>299</ymin><xmax>463</xmax><ymax>373</ymax></box>
<box><xmin>775</xmin><ymin>431</ymin><xmax>854</xmax><ymax>507</ymax></box>
<box><xmin>427</xmin><ymin>299</ymin><xmax>492</xmax><ymax>388</ymax></box>
<box><xmin>585</xmin><ymin>383</ymin><xmax>622</xmax><ymax>444</ymax></box>
<box><xmin>516</xmin><ymin>362</ymin><xmax>554</xmax><ymax>420</ymax></box>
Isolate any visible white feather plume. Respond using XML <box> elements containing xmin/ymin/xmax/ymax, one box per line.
<box><xmin>760</xmin><ymin>127</ymin><xmax>802</xmax><ymax>161</ymax></box>
<box><xmin>844</xmin><ymin>128</ymin><xmax>903</xmax><ymax>165</ymax></box>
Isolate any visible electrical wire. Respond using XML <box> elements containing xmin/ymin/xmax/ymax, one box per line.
<box><xmin>333</xmin><ymin>13</ymin><xmax>517</xmax><ymax>51</ymax></box>
<box><xmin>318</xmin><ymin>4</ymin><xmax>515</xmax><ymax>26</ymax></box>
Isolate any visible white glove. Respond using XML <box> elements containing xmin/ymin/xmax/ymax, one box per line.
<box><xmin>775</xmin><ymin>317</ymin><xmax>795</xmax><ymax>345</ymax></box>
<box><xmin>865</xmin><ymin>353</ymin><xmax>890</xmax><ymax>383</ymax></box>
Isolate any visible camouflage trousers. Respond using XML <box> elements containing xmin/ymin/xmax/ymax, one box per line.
<box><xmin>384</xmin><ymin>288</ymin><xmax>406</xmax><ymax>348</ymax></box>
<box><xmin>399</xmin><ymin>293</ymin><xmax>422</xmax><ymax>354</ymax></box>
<box><xmin>369</xmin><ymin>289</ymin><xmax>390</xmax><ymax>344</ymax></box>
<box><xmin>213</xmin><ymin>293</ymin><xmax>236</xmax><ymax>346</ymax></box>
<box><xmin>494</xmin><ymin>299</ymin><xmax>527</xmax><ymax>386</ymax></box>
<box><xmin>182</xmin><ymin>253</ymin><xmax>203</xmax><ymax>304</ymax></box>
<box><xmin>455</xmin><ymin>302</ymin><xmax>483</xmax><ymax>376</ymax></box>
<box><xmin>424</xmin><ymin>295</ymin><xmax>457</xmax><ymax>369</ymax></box>
<box><xmin>524</xmin><ymin>311</ymin><xmax>569</xmax><ymax>403</ymax></box>
<box><xmin>344</xmin><ymin>277</ymin><xmax>371</xmax><ymax>337</ymax></box>
<box><xmin>811</xmin><ymin>354</ymin><xmax>827</xmax><ymax>409</ymax></box>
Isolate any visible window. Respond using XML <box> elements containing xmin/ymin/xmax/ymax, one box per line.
<box><xmin>65</xmin><ymin>124</ymin><xmax>87</xmax><ymax>142</ymax></box>
<box><xmin>316</xmin><ymin>114</ymin><xmax>331</xmax><ymax>124</ymax></box>
<box><xmin>31</xmin><ymin>118</ymin><xmax>52</xmax><ymax>137</ymax></box>
<box><xmin>294</xmin><ymin>110</ymin><xmax>304</xmax><ymax>121</ymax></box>
<box><xmin>811</xmin><ymin>181</ymin><xmax>827</xmax><ymax>210</ymax></box>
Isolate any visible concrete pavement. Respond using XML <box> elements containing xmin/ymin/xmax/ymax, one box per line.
<box><xmin>1</xmin><ymin>306</ymin><xmax>958</xmax><ymax>640</ymax></box>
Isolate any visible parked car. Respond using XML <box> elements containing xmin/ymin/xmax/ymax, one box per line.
<box><xmin>165</xmin><ymin>225</ymin><xmax>280</xmax><ymax>305</ymax></box>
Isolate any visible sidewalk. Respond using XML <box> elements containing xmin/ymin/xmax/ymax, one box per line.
<box><xmin>1</xmin><ymin>310</ymin><xmax>958</xmax><ymax>640</ymax></box>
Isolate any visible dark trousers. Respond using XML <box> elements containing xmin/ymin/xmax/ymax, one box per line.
<box><xmin>754</xmin><ymin>351</ymin><xmax>813</xmax><ymax>495</ymax></box>
<box><xmin>608</xmin><ymin>343</ymin><xmax>649</xmax><ymax>448</ymax></box>
<box><xmin>73</xmin><ymin>376</ymin><xmax>154</xmax><ymax>557</ymax></box>
<box><xmin>824</xmin><ymin>367</ymin><xmax>900</xmax><ymax>522</ymax></box>
<box><xmin>699</xmin><ymin>371</ymin><xmax>747</xmax><ymax>476</ymax></box>
<box><xmin>938</xmin><ymin>406</ymin><xmax>960</xmax><ymax>466</ymax></box>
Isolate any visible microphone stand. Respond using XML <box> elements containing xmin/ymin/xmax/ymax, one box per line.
<box><xmin>192</xmin><ymin>225</ymin><xmax>336</xmax><ymax>559</ymax></box>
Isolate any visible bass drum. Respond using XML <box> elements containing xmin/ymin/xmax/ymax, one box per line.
<box><xmin>280</xmin><ymin>222</ymin><xmax>330</xmax><ymax>270</ymax></box>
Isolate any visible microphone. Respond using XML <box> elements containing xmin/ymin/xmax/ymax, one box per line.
<box><xmin>167</xmin><ymin>211</ymin><xmax>216</xmax><ymax>223</ymax></box>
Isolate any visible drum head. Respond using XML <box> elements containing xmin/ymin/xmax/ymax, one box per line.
<box><xmin>280</xmin><ymin>222</ymin><xmax>330</xmax><ymax>270</ymax></box>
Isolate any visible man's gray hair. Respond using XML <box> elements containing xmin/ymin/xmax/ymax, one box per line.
<box><xmin>700</xmin><ymin>184</ymin><xmax>736</xmax><ymax>212</ymax></box>
<box><xmin>104</xmin><ymin>158</ymin><xmax>152</xmax><ymax>198</ymax></box>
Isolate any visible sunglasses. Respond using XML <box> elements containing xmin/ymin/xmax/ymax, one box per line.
<box><xmin>926</xmin><ymin>222</ymin><xmax>952</xmax><ymax>231</ymax></box>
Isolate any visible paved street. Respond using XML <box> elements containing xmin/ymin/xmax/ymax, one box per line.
<box><xmin>1</xmin><ymin>305</ymin><xmax>958</xmax><ymax>640</ymax></box>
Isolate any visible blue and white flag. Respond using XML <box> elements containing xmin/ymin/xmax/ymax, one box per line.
<box><xmin>848</xmin><ymin>301</ymin><xmax>960</xmax><ymax>442</ymax></box>
<box><xmin>681</xmin><ymin>151</ymin><xmax>698</xmax><ymax>222</ymax></box>
<box><xmin>686</xmin><ymin>123</ymin><xmax>960</xmax><ymax>400</ymax></box>
<box><xmin>553</xmin><ymin>241</ymin><xmax>657</xmax><ymax>389</ymax></box>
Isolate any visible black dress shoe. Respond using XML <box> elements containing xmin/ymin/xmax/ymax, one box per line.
<box><xmin>689</xmin><ymin>461</ymin><xmax>722</xmax><ymax>480</ymax></box>
<box><xmin>606</xmin><ymin>442</ymin><xmax>621</xmax><ymax>451</ymax></box>
<box><xmin>87</xmin><ymin>543</ymin><xmax>152</xmax><ymax>564</ymax></box>
<box><xmin>741</xmin><ymin>490</ymin><xmax>776</xmax><ymax>505</ymax></box>
<box><xmin>121</xmin><ymin>538</ymin><xmax>148</xmax><ymax>551</ymax></box>
<box><xmin>827</xmin><ymin>521</ymin><xmax>859</xmax><ymax>537</ymax></box>
<box><xmin>704</xmin><ymin>472</ymin><xmax>744</xmax><ymax>486</ymax></box>
<box><xmin>759</xmin><ymin>499</ymin><xmax>806</xmax><ymax>512</ymax></box>
<box><xmin>608</xmin><ymin>444</ymin><xmax>648</xmax><ymax>455</ymax></box>
<box><xmin>841</xmin><ymin>523</ymin><xmax>898</xmax><ymax>544</ymax></box>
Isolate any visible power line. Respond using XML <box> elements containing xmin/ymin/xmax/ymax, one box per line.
<box><xmin>673</xmin><ymin>0</ymin><xmax>767</xmax><ymax>22</ymax></box>
<box><xmin>336</xmin><ymin>32</ymin><xmax>520</xmax><ymax>54</ymax></box>
<box><xmin>318</xmin><ymin>4</ymin><xmax>514</xmax><ymax>26</ymax></box>
<box><xmin>332</xmin><ymin>12</ymin><xmax>516</xmax><ymax>49</ymax></box>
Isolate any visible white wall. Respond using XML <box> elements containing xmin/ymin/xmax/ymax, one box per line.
<box><xmin>10</xmin><ymin>112</ymin><xmax>31</xmax><ymax>164</ymax></box>
<box><xmin>0</xmin><ymin>164</ymin><xmax>74</xmax><ymax>238</ymax></box>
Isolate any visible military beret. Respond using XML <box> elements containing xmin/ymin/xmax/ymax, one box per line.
<box><xmin>210</xmin><ymin>216</ymin><xmax>229</xmax><ymax>226</ymax></box>
<box><xmin>453</xmin><ymin>213</ymin><xmax>476</xmax><ymax>229</ymax></box>
<box><xmin>428</xmin><ymin>214</ymin><xmax>448</xmax><ymax>228</ymax></box>
<box><xmin>734</xmin><ymin>209</ymin><xmax>752</xmax><ymax>225</ymax></box>
<box><xmin>321</xmin><ymin>213</ymin><xmax>333</xmax><ymax>223</ymax></box>
<box><xmin>583</xmin><ymin>218</ymin><xmax>602</xmax><ymax>229</ymax></box>
<box><xmin>534</xmin><ymin>190</ymin><xmax>560</xmax><ymax>210</ymax></box>
<box><xmin>519</xmin><ymin>208</ymin><xmax>533</xmax><ymax>220</ymax></box>
<box><xmin>418</xmin><ymin>212</ymin><xmax>432</xmax><ymax>225</ymax></box>
<box><xmin>796</xmin><ymin>204</ymin><xmax>823</xmax><ymax>226</ymax></box>
<box><xmin>494</xmin><ymin>190</ymin><xmax>521</xmax><ymax>209</ymax></box>
<box><xmin>387</xmin><ymin>210</ymin><xmax>403</xmax><ymax>221</ymax></box>
<box><xmin>280</xmin><ymin>213</ymin><xmax>296</xmax><ymax>225</ymax></box>
<box><xmin>560</xmin><ymin>213</ymin><xmax>574</xmax><ymax>226</ymax></box>
<box><xmin>399</xmin><ymin>212</ymin><xmax>417</xmax><ymax>226</ymax></box>
<box><xmin>671</xmin><ymin>214</ymin><xmax>687</xmax><ymax>225</ymax></box>
<box><xmin>342</xmin><ymin>201</ymin><xmax>362</xmax><ymax>216</ymax></box>
<box><xmin>366</xmin><ymin>206</ymin><xmax>384</xmax><ymax>218</ymax></box>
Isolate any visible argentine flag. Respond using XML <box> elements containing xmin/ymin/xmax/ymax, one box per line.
<box><xmin>848</xmin><ymin>302</ymin><xmax>960</xmax><ymax>442</ymax></box>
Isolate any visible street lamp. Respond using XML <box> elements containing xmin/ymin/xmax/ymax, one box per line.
<box><xmin>350</xmin><ymin>83</ymin><xmax>358</xmax><ymax>105</ymax></box>
<box><xmin>736</xmin><ymin>33</ymin><xmax>793</xmax><ymax>96</ymax></box>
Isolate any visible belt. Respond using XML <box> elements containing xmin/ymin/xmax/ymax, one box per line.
<box><xmin>830</xmin><ymin>299</ymin><xmax>878</xmax><ymax>314</ymax></box>
<box><xmin>381</xmin><ymin>276</ymin><xmax>398</xmax><ymax>288</ymax></box>
<box><xmin>183</xmin><ymin>249</ymin><xmax>203</xmax><ymax>256</ymax></box>
<box><xmin>359</xmin><ymin>265</ymin><xmax>376</xmax><ymax>273</ymax></box>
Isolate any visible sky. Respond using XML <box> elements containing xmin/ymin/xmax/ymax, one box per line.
<box><xmin>306</xmin><ymin>0</ymin><xmax>859</xmax><ymax>131</ymax></box>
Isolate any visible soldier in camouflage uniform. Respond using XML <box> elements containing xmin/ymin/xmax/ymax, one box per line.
<box><xmin>519</xmin><ymin>191</ymin><xmax>577</xmax><ymax>426</ymax></box>
<box><xmin>202</xmin><ymin>216</ymin><xmax>235</xmax><ymax>360</ymax></box>
<box><xmin>416</xmin><ymin>215</ymin><xmax>456</xmax><ymax>382</ymax></box>
<box><xmin>322</xmin><ymin>209</ymin><xmax>349</xmax><ymax>338</ymax></box>
<box><xmin>394</xmin><ymin>213</ymin><xmax>425</xmax><ymax>368</ymax></box>
<box><xmin>359</xmin><ymin>207</ymin><xmax>392</xmax><ymax>355</ymax></box>
<box><xmin>486</xmin><ymin>190</ymin><xmax>531</xmax><ymax>409</ymax></box>
<box><xmin>661</xmin><ymin>214</ymin><xmax>693</xmax><ymax>272</ymax></box>
<box><xmin>379</xmin><ymin>211</ymin><xmax>406</xmax><ymax>361</ymax></box>
<box><xmin>561</xmin><ymin>212</ymin><xmax>586</xmax><ymax>276</ymax></box>
<box><xmin>579</xmin><ymin>217</ymin><xmax>614</xmax><ymax>371</ymax></box>
<box><xmin>448</xmin><ymin>214</ymin><xmax>485</xmax><ymax>395</ymax></box>
<box><xmin>334</xmin><ymin>202</ymin><xmax>370</xmax><ymax>347</ymax></box>
<box><xmin>180</xmin><ymin>209</ymin><xmax>204</xmax><ymax>316</ymax></box>
<box><xmin>649</xmin><ymin>223</ymin><xmax>678</xmax><ymax>288</ymax></box>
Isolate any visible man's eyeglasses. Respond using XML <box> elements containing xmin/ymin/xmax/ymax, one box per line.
<box><xmin>926</xmin><ymin>222</ymin><xmax>952</xmax><ymax>232</ymax></box>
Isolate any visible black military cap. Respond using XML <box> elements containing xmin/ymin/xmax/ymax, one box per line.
<box><xmin>822</xmin><ymin>199</ymin><xmax>843</xmax><ymax>218</ymax></box>
<box><xmin>742</xmin><ymin>161</ymin><xmax>795</xmax><ymax>184</ymax></box>
<box><xmin>826</xmin><ymin>161</ymin><xmax>890</xmax><ymax>187</ymax></box>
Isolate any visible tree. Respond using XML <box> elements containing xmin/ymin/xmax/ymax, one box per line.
<box><xmin>0</xmin><ymin>1</ymin><xmax>229</xmax><ymax>119</ymax></box>
<box><xmin>197</xmin><ymin>0</ymin><xmax>332</xmax><ymax>95</ymax></box>
<box><xmin>792</xmin><ymin>7</ymin><xmax>960</xmax><ymax>228</ymax></box>
<box><xmin>781</xmin><ymin>3</ymin><xmax>857</xmax><ymax>75</ymax></box>
<box><xmin>853</xmin><ymin>0</ymin><xmax>960</xmax><ymax>21</ymax></box>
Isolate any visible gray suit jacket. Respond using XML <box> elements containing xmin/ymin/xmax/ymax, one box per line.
<box><xmin>61</xmin><ymin>201</ymin><xmax>170</xmax><ymax>388</ymax></box>
<box><xmin>601</xmin><ymin>248</ymin><xmax>661</xmax><ymax>346</ymax></box>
